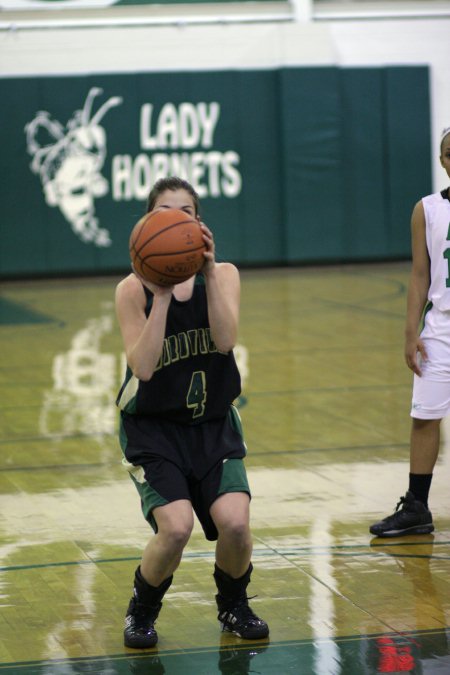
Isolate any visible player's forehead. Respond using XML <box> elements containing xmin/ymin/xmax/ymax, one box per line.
<box><xmin>153</xmin><ymin>188</ymin><xmax>196</xmax><ymax>210</ymax></box>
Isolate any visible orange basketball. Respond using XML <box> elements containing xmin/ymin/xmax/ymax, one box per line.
<box><xmin>129</xmin><ymin>209</ymin><xmax>206</xmax><ymax>286</ymax></box>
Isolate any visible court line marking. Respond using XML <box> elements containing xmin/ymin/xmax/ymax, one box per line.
<box><xmin>2</xmin><ymin>541</ymin><xmax>450</xmax><ymax>572</ymax></box>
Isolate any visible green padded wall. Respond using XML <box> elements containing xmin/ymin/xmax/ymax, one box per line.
<box><xmin>0</xmin><ymin>66</ymin><xmax>431</xmax><ymax>278</ymax></box>
<box><xmin>281</xmin><ymin>65</ymin><xmax>431</xmax><ymax>263</ymax></box>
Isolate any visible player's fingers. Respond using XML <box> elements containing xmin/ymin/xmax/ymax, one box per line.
<box><xmin>404</xmin><ymin>349</ymin><xmax>418</xmax><ymax>374</ymax></box>
<box><xmin>199</xmin><ymin>221</ymin><xmax>212</xmax><ymax>235</ymax></box>
<box><xmin>202</xmin><ymin>233</ymin><xmax>215</xmax><ymax>255</ymax></box>
<box><xmin>411</xmin><ymin>361</ymin><xmax>422</xmax><ymax>376</ymax></box>
<box><xmin>200</xmin><ymin>224</ymin><xmax>215</xmax><ymax>244</ymax></box>
<box><xmin>417</xmin><ymin>341</ymin><xmax>428</xmax><ymax>361</ymax></box>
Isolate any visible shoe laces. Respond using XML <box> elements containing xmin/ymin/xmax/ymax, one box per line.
<box><xmin>395</xmin><ymin>492</ymin><xmax>416</xmax><ymax>512</ymax></box>
<box><xmin>395</xmin><ymin>495</ymin><xmax>407</xmax><ymax>512</ymax></box>
<box><xmin>225</xmin><ymin>596</ymin><xmax>262</xmax><ymax>626</ymax></box>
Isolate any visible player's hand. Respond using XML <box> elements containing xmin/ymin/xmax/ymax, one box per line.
<box><xmin>199</xmin><ymin>222</ymin><xmax>216</xmax><ymax>274</ymax></box>
<box><xmin>131</xmin><ymin>264</ymin><xmax>174</xmax><ymax>296</ymax></box>
<box><xmin>405</xmin><ymin>336</ymin><xmax>427</xmax><ymax>376</ymax></box>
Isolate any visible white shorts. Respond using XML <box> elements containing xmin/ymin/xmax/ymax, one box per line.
<box><xmin>411</xmin><ymin>306</ymin><xmax>450</xmax><ymax>419</ymax></box>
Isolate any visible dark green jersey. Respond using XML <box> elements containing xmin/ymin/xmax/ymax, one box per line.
<box><xmin>116</xmin><ymin>274</ymin><xmax>241</xmax><ymax>424</ymax></box>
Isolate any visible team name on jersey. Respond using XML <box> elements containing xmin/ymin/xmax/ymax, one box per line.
<box><xmin>154</xmin><ymin>327</ymin><xmax>217</xmax><ymax>372</ymax></box>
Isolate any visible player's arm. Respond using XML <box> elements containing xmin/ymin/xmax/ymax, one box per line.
<box><xmin>201</xmin><ymin>223</ymin><xmax>240</xmax><ymax>353</ymax></box>
<box><xmin>404</xmin><ymin>200</ymin><xmax>430</xmax><ymax>376</ymax></box>
<box><xmin>115</xmin><ymin>273</ymin><xmax>173</xmax><ymax>381</ymax></box>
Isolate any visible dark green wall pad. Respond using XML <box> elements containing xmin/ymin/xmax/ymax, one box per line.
<box><xmin>0</xmin><ymin>66</ymin><xmax>431</xmax><ymax>278</ymax></box>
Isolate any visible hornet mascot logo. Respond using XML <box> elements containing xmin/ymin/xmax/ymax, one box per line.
<box><xmin>25</xmin><ymin>87</ymin><xmax>122</xmax><ymax>247</ymax></box>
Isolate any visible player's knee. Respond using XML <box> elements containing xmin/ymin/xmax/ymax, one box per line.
<box><xmin>165</xmin><ymin>521</ymin><xmax>194</xmax><ymax>549</ymax></box>
<box><xmin>154</xmin><ymin>502</ymin><xmax>194</xmax><ymax>547</ymax></box>
<box><xmin>412</xmin><ymin>417</ymin><xmax>441</xmax><ymax>431</ymax></box>
<box><xmin>219</xmin><ymin>518</ymin><xmax>250</xmax><ymax>545</ymax></box>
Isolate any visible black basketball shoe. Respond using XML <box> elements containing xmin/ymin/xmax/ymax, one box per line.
<box><xmin>369</xmin><ymin>491</ymin><xmax>434</xmax><ymax>538</ymax></box>
<box><xmin>216</xmin><ymin>595</ymin><xmax>269</xmax><ymax>640</ymax></box>
<box><xmin>124</xmin><ymin>596</ymin><xmax>162</xmax><ymax>649</ymax></box>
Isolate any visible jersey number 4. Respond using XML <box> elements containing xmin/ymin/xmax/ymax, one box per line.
<box><xmin>186</xmin><ymin>371</ymin><xmax>207</xmax><ymax>419</ymax></box>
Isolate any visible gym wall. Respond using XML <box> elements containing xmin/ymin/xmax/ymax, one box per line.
<box><xmin>0</xmin><ymin>65</ymin><xmax>430</xmax><ymax>277</ymax></box>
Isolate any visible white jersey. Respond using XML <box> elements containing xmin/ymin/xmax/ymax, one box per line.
<box><xmin>423</xmin><ymin>190</ymin><xmax>450</xmax><ymax>311</ymax></box>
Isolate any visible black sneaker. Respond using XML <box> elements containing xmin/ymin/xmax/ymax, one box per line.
<box><xmin>216</xmin><ymin>595</ymin><xmax>269</xmax><ymax>639</ymax></box>
<box><xmin>124</xmin><ymin>596</ymin><xmax>162</xmax><ymax>649</ymax></box>
<box><xmin>369</xmin><ymin>491</ymin><xmax>434</xmax><ymax>538</ymax></box>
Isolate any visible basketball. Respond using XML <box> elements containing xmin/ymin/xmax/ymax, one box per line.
<box><xmin>129</xmin><ymin>209</ymin><xmax>206</xmax><ymax>286</ymax></box>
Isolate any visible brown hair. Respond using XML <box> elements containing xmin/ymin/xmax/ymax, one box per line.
<box><xmin>146</xmin><ymin>176</ymin><xmax>200</xmax><ymax>215</ymax></box>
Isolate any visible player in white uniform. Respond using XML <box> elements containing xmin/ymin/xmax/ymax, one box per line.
<box><xmin>370</xmin><ymin>126</ymin><xmax>450</xmax><ymax>537</ymax></box>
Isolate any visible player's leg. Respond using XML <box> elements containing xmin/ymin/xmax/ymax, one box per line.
<box><xmin>369</xmin><ymin>371</ymin><xmax>448</xmax><ymax>537</ymax></box>
<box><xmin>120</xmin><ymin>412</ymin><xmax>198</xmax><ymax>647</ymax></box>
<box><xmin>212</xmin><ymin>491</ymin><xmax>252</xmax><ymax>578</ymax></box>
<box><xmin>368</xmin><ymin>313</ymin><xmax>450</xmax><ymax>540</ymax></box>
<box><xmin>190</xmin><ymin>409</ymin><xmax>269</xmax><ymax>639</ymax></box>
<box><xmin>125</xmin><ymin>499</ymin><xmax>194</xmax><ymax>648</ymax></box>
<box><xmin>121</xmin><ymin>416</ymin><xmax>195</xmax><ymax>649</ymax></box>
<box><xmin>407</xmin><ymin>416</ymin><xmax>441</xmax><ymax>510</ymax></box>
<box><xmin>410</xmin><ymin>417</ymin><xmax>440</xmax><ymax>476</ymax></box>
<box><xmin>369</xmin><ymin>420</ymin><xmax>438</xmax><ymax>538</ymax></box>
<box><xmin>141</xmin><ymin>498</ymin><xmax>194</xmax><ymax>585</ymax></box>
<box><xmin>208</xmin><ymin>462</ymin><xmax>269</xmax><ymax>640</ymax></box>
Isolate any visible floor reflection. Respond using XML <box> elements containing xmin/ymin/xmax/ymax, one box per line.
<box><xmin>3</xmin><ymin>632</ymin><xmax>450</xmax><ymax>674</ymax></box>
<box><xmin>1</xmin><ymin>266</ymin><xmax>450</xmax><ymax>673</ymax></box>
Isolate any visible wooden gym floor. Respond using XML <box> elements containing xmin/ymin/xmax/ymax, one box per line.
<box><xmin>1</xmin><ymin>262</ymin><xmax>449</xmax><ymax>674</ymax></box>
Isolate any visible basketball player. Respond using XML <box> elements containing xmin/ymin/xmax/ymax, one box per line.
<box><xmin>115</xmin><ymin>176</ymin><xmax>269</xmax><ymax>648</ymax></box>
<box><xmin>370</xmin><ymin>127</ymin><xmax>450</xmax><ymax>537</ymax></box>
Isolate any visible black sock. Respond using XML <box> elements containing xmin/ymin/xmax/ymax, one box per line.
<box><xmin>133</xmin><ymin>566</ymin><xmax>173</xmax><ymax>606</ymax></box>
<box><xmin>409</xmin><ymin>473</ymin><xmax>433</xmax><ymax>508</ymax></box>
<box><xmin>213</xmin><ymin>563</ymin><xmax>252</xmax><ymax>606</ymax></box>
